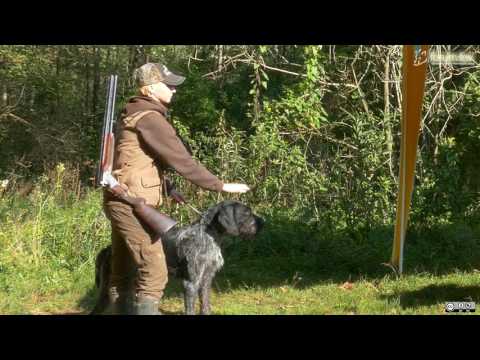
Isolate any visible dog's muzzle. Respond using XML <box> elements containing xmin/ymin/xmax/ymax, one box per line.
<box><xmin>240</xmin><ymin>216</ymin><xmax>265</xmax><ymax>239</ymax></box>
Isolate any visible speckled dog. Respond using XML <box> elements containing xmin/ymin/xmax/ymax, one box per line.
<box><xmin>92</xmin><ymin>200</ymin><xmax>264</xmax><ymax>315</ymax></box>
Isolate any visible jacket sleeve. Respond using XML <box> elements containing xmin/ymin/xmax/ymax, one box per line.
<box><xmin>136</xmin><ymin>113</ymin><xmax>224</xmax><ymax>192</ymax></box>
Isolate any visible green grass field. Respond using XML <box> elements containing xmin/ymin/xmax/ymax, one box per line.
<box><xmin>1</xmin><ymin>186</ymin><xmax>479</xmax><ymax>315</ymax></box>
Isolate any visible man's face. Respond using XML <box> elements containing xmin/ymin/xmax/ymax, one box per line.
<box><xmin>149</xmin><ymin>82</ymin><xmax>176</xmax><ymax>104</ymax></box>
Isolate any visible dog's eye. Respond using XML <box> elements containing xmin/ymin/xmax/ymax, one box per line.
<box><xmin>239</xmin><ymin>214</ymin><xmax>254</xmax><ymax>226</ymax></box>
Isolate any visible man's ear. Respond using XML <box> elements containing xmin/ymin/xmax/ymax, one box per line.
<box><xmin>139</xmin><ymin>85</ymin><xmax>149</xmax><ymax>97</ymax></box>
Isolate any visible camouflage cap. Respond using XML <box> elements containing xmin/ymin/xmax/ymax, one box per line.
<box><xmin>133</xmin><ymin>63</ymin><xmax>186</xmax><ymax>87</ymax></box>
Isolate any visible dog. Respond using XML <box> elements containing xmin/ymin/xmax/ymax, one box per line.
<box><xmin>92</xmin><ymin>200</ymin><xmax>264</xmax><ymax>315</ymax></box>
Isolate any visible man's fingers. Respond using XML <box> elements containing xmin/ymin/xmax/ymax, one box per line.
<box><xmin>222</xmin><ymin>183</ymin><xmax>251</xmax><ymax>193</ymax></box>
<box><xmin>237</xmin><ymin>184</ymin><xmax>250</xmax><ymax>193</ymax></box>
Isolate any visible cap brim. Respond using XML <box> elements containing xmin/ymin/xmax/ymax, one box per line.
<box><xmin>163</xmin><ymin>73</ymin><xmax>185</xmax><ymax>86</ymax></box>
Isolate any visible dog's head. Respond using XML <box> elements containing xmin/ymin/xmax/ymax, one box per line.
<box><xmin>201</xmin><ymin>200</ymin><xmax>264</xmax><ymax>239</ymax></box>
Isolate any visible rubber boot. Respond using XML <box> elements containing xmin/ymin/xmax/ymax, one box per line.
<box><xmin>133</xmin><ymin>296</ymin><xmax>162</xmax><ymax>315</ymax></box>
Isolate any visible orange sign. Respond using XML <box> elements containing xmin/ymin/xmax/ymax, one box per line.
<box><xmin>390</xmin><ymin>45</ymin><xmax>429</xmax><ymax>274</ymax></box>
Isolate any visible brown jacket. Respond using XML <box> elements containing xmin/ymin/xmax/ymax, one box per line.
<box><xmin>106</xmin><ymin>96</ymin><xmax>223</xmax><ymax>206</ymax></box>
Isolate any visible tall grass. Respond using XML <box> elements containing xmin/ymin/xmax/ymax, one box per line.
<box><xmin>0</xmin><ymin>164</ymin><xmax>109</xmax><ymax>313</ymax></box>
<box><xmin>0</xmin><ymin>162</ymin><xmax>478</xmax><ymax>315</ymax></box>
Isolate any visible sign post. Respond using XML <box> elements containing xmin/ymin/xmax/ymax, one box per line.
<box><xmin>390</xmin><ymin>45</ymin><xmax>429</xmax><ymax>274</ymax></box>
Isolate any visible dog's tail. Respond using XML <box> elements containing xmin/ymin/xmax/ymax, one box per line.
<box><xmin>91</xmin><ymin>246</ymin><xmax>112</xmax><ymax>315</ymax></box>
<box><xmin>95</xmin><ymin>246</ymin><xmax>111</xmax><ymax>288</ymax></box>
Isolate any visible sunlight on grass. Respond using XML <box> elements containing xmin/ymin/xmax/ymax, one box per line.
<box><xmin>0</xmin><ymin>184</ymin><xmax>479</xmax><ymax>315</ymax></box>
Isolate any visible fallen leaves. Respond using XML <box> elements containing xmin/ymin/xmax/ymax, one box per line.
<box><xmin>339</xmin><ymin>281</ymin><xmax>354</xmax><ymax>291</ymax></box>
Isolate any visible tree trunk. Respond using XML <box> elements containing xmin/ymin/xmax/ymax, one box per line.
<box><xmin>92</xmin><ymin>46</ymin><xmax>101</xmax><ymax>117</ymax></box>
<box><xmin>85</xmin><ymin>46</ymin><xmax>90</xmax><ymax>116</ymax></box>
<box><xmin>53</xmin><ymin>46</ymin><xmax>61</xmax><ymax>119</ymax></box>
<box><xmin>128</xmin><ymin>45</ymin><xmax>140</xmax><ymax>78</ymax></box>
<box><xmin>217</xmin><ymin>45</ymin><xmax>224</xmax><ymax>71</ymax></box>
<box><xmin>29</xmin><ymin>87</ymin><xmax>35</xmax><ymax>111</ymax></box>
<box><xmin>2</xmin><ymin>83</ymin><xmax>7</xmax><ymax>107</ymax></box>
<box><xmin>383</xmin><ymin>51</ymin><xmax>394</xmax><ymax>179</ymax></box>
<box><xmin>143</xmin><ymin>45</ymin><xmax>151</xmax><ymax>63</ymax></box>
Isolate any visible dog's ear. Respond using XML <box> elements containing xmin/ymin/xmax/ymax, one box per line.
<box><xmin>200</xmin><ymin>203</ymin><xmax>223</xmax><ymax>228</ymax></box>
<box><xmin>201</xmin><ymin>201</ymin><xmax>242</xmax><ymax>235</ymax></box>
<box><xmin>216</xmin><ymin>202</ymin><xmax>241</xmax><ymax>236</ymax></box>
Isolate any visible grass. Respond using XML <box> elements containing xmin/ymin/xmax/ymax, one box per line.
<box><xmin>0</xmin><ymin>175</ymin><xmax>479</xmax><ymax>315</ymax></box>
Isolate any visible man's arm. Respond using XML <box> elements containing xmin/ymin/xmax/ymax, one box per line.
<box><xmin>136</xmin><ymin>113</ymin><xmax>224</xmax><ymax>192</ymax></box>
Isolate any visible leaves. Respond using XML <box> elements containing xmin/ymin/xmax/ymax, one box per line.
<box><xmin>339</xmin><ymin>282</ymin><xmax>354</xmax><ymax>291</ymax></box>
<box><xmin>0</xmin><ymin>44</ymin><xmax>478</xmax><ymax>232</ymax></box>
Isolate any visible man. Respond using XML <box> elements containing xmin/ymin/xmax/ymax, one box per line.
<box><xmin>103</xmin><ymin>63</ymin><xmax>250</xmax><ymax>315</ymax></box>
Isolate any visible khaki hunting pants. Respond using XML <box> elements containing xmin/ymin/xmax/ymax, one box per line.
<box><xmin>104</xmin><ymin>199</ymin><xmax>168</xmax><ymax>300</ymax></box>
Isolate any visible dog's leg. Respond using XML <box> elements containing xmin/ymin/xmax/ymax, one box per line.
<box><xmin>199</xmin><ymin>272</ymin><xmax>215</xmax><ymax>315</ymax></box>
<box><xmin>90</xmin><ymin>289</ymin><xmax>109</xmax><ymax>315</ymax></box>
<box><xmin>182</xmin><ymin>280</ymin><xmax>199</xmax><ymax>315</ymax></box>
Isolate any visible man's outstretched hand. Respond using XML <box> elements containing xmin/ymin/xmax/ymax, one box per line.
<box><xmin>222</xmin><ymin>183</ymin><xmax>250</xmax><ymax>193</ymax></box>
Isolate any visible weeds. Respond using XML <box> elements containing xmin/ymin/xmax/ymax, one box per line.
<box><xmin>0</xmin><ymin>163</ymin><xmax>478</xmax><ymax>315</ymax></box>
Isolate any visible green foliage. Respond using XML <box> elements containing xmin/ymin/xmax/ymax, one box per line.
<box><xmin>170</xmin><ymin>68</ymin><xmax>219</xmax><ymax>132</ymax></box>
<box><xmin>1</xmin><ymin>44</ymin><xmax>479</xmax><ymax>228</ymax></box>
<box><xmin>0</xmin><ymin>174</ymin><xmax>478</xmax><ymax>314</ymax></box>
<box><xmin>1</xmin><ymin>45</ymin><xmax>480</xmax><ymax>314</ymax></box>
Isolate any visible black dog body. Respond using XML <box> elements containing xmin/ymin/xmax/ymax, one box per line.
<box><xmin>92</xmin><ymin>200</ymin><xmax>263</xmax><ymax>315</ymax></box>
